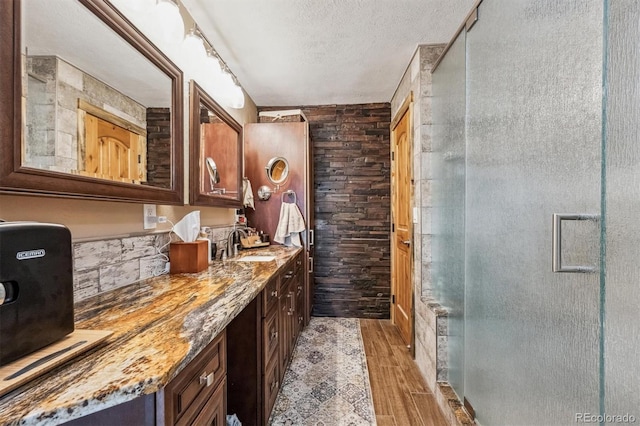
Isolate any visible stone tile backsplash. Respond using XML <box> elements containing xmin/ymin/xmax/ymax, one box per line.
<box><xmin>72</xmin><ymin>225</ymin><xmax>236</xmax><ymax>302</ymax></box>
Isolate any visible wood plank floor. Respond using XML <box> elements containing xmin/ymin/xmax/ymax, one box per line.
<box><xmin>360</xmin><ymin>319</ymin><xmax>449</xmax><ymax>426</ymax></box>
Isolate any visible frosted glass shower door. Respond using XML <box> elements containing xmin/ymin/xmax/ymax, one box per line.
<box><xmin>603</xmin><ymin>0</ymin><xmax>640</xmax><ymax>418</ymax></box>
<box><xmin>432</xmin><ymin>32</ymin><xmax>466</xmax><ymax>400</ymax></box>
<box><xmin>464</xmin><ymin>1</ymin><xmax>603</xmax><ymax>424</ymax></box>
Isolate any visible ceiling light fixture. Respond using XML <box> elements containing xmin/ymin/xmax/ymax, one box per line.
<box><xmin>182</xmin><ymin>27</ymin><xmax>207</xmax><ymax>63</ymax></box>
<box><xmin>111</xmin><ymin>0</ymin><xmax>246</xmax><ymax>109</ymax></box>
<box><xmin>154</xmin><ymin>0</ymin><xmax>185</xmax><ymax>47</ymax></box>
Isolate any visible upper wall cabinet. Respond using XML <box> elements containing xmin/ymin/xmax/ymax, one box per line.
<box><xmin>0</xmin><ymin>0</ymin><xmax>184</xmax><ymax>204</ymax></box>
<box><xmin>189</xmin><ymin>80</ymin><xmax>243</xmax><ymax>208</ymax></box>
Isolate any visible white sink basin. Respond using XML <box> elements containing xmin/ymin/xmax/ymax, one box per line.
<box><xmin>235</xmin><ymin>255</ymin><xmax>276</xmax><ymax>262</ymax></box>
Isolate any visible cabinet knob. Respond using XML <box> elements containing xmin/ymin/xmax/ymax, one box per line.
<box><xmin>270</xmin><ymin>380</ymin><xmax>279</xmax><ymax>391</ymax></box>
<box><xmin>271</xmin><ymin>290</ymin><xmax>278</xmax><ymax>297</ymax></box>
<box><xmin>199</xmin><ymin>371</ymin><xmax>214</xmax><ymax>387</ymax></box>
<box><xmin>271</xmin><ymin>330</ymin><xmax>278</xmax><ymax>340</ymax></box>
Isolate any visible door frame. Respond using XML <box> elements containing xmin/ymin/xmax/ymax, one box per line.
<box><xmin>390</xmin><ymin>92</ymin><xmax>414</xmax><ymax>349</ymax></box>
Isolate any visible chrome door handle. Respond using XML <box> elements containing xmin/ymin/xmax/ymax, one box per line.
<box><xmin>309</xmin><ymin>229</ymin><xmax>314</xmax><ymax>246</ymax></box>
<box><xmin>402</xmin><ymin>240</ymin><xmax>411</xmax><ymax>247</ymax></box>
<box><xmin>552</xmin><ymin>213</ymin><xmax>599</xmax><ymax>273</ymax></box>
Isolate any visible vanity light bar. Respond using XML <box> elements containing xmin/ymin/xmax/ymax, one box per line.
<box><xmin>175</xmin><ymin>1</ymin><xmax>243</xmax><ymax>88</ymax></box>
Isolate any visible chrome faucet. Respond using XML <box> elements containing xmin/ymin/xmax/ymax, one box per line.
<box><xmin>227</xmin><ymin>227</ymin><xmax>248</xmax><ymax>258</ymax></box>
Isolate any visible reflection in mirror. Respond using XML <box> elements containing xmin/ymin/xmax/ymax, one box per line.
<box><xmin>189</xmin><ymin>81</ymin><xmax>242</xmax><ymax>207</ymax></box>
<box><xmin>205</xmin><ymin>157</ymin><xmax>221</xmax><ymax>193</ymax></box>
<box><xmin>265</xmin><ymin>157</ymin><xmax>289</xmax><ymax>185</ymax></box>
<box><xmin>23</xmin><ymin>0</ymin><xmax>173</xmax><ymax>188</ymax></box>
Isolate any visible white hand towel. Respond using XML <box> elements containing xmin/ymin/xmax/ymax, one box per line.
<box><xmin>274</xmin><ymin>203</ymin><xmax>306</xmax><ymax>247</ymax></box>
<box><xmin>243</xmin><ymin>178</ymin><xmax>255</xmax><ymax>210</ymax></box>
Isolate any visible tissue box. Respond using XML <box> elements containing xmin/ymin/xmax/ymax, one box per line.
<box><xmin>169</xmin><ymin>240</ymin><xmax>208</xmax><ymax>273</ymax></box>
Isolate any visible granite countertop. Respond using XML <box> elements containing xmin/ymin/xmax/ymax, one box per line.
<box><xmin>0</xmin><ymin>245</ymin><xmax>301</xmax><ymax>426</ymax></box>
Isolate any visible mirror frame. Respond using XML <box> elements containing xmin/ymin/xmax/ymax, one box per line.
<box><xmin>265</xmin><ymin>156</ymin><xmax>290</xmax><ymax>185</ymax></box>
<box><xmin>189</xmin><ymin>80</ymin><xmax>243</xmax><ymax>208</ymax></box>
<box><xmin>0</xmin><ymin>0</ymin><xmax>184</xmax><ymax>204</ymax></box>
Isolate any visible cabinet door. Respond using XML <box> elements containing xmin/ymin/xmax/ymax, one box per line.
<box><xmin>295</xmin><ymin>278</ymin><xmax>304</xmax><ymax>340</ymax></box>
<box><xmin>263</xmin><ymin>356</ymin><xmax>280</xmax><ymax>422</ymax></box>
<box><xmin>278</xmin><ymin>281</ymin><xmax>292</xmax><ymax>377</ymax></box>
<box><xmin>263</xmin><ymin>305</ymin><xmax>279</xmax><ymax>368</ymax></box>
<box><xmin>190</xmin><ymin>378</ymin><xmax>226</xmax><ymax>426</ymax></box>
<box><xmin>244</xmin><ymin>122</ymin><xmax>307</xmax><ymax>245</ymax></box>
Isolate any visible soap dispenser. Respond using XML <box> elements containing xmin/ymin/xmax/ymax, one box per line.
<box><xmin>197</xmin><ymin>227</ymin><xmax>212</xmax><ymax>263</ymax></box>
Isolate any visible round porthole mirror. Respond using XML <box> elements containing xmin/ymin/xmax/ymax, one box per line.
<box><xmin>265</xmin><ymin>156</ymin><xmax>289</xmax><ymax>185</ymax></box>
<box><xmin>206</xmin><ymin>157</ymin><xmax>219</xmax><ymax>185</ymax></box>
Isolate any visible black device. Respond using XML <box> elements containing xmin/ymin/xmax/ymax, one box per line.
<box><xmin>0</xmin><ymin>222</ymin><xmax>74</xmax><ymax>366</ymax></box>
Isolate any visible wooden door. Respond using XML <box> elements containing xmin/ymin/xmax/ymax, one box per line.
<box><xmin>244</xmin><ymin>121</ymin><xmax>313</xmax><ymax>323</ymax></box>
<box><xmin>81</xmin><ymin>112</ymin><xmax>146</xmax><ymax>183</ymax></box>
<box><xmin>391</xmin><ymin>103</ymin><xmax>412</xmax><ymax>346</ymax></box>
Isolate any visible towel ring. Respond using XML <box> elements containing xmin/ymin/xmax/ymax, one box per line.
<box><xmin>281</xmin><ymin>190</ymin><xmax>297</xmax><ymax>204</ymax></box>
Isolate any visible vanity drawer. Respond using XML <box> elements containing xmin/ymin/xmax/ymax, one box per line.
<box><xmin>165</xmin><ymin>331</ymin><xmax>226</xmax><ymax>426</ymax></box>
<box><xmin>282</xmin><ymin>252</ymin><xmax>303</xmax><ymax>285</ymax></box>
<box><xmin>189</xmin><ymin>377</ymin><xmax>226</xmax><ymax>426</ymax></box>
<box><xmin>262</xmin><ymin>277</ymin><xmax>279</xmax><ymax>315</ymax></box>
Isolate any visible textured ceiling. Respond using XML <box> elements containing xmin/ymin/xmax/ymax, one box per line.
<box><xmin>181</xmin><ymin>0</ymin><xmax>475</xmax><ymax>106</ymax></box>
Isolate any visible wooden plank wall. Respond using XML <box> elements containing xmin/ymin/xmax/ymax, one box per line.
<box><xmin>259</xmin><ymin>104</ymin><xmax>392</xmax><ymax>318</ymax></box>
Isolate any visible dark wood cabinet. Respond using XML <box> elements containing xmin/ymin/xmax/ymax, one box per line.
<box><xmin>259</xmin><ymin>251</ymin><xmax>305</xmax><ymax>422</ymax></box>
<box><xmin>245</xmin><ymin>116</ymin><xmax>315</xmax><ymax>327</ymax></box>
<box><xmin>160</xmin><ymin>331</ymin><xmax>226</xmax><ymax>426</ymax></box>
<box><xmin>278</xmin><ymin>275</ymin><xmax>294</xmax><ymax>377</ymax></box>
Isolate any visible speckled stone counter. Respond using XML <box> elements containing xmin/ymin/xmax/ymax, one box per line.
<box><xmin>0</xmin><ymin>245</ymin><xmax>301</xmax><ymax>426</ymax></box>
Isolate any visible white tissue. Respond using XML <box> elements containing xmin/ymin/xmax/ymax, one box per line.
<box><xmin>173</xmin><ymin>211</ymin><xmax>201</xmax><ymax>242</ymax></box>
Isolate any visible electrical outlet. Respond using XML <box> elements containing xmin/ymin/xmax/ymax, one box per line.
<box><xmin>143</xmin><ymin>204</ymin><xmax>157</xmax><ymax>230</ymax></box>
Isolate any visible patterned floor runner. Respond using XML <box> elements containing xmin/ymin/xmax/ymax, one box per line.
<box><xmin>269</xmin><ymin>317</ymin><xmax>376</xmax><ymax>426</ymax></box>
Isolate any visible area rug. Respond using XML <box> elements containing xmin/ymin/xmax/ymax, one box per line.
<box><xmin>269</xmin><ymin>317</ymin><xmax>376</xmax><ymax>426</ymax></box>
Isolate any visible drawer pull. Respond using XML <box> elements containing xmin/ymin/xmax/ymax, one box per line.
<box><xmin>297</xmin><ymin>285</ymin><xmax>302</xmax><ymax>291</ymax></box>
<box><xmin>271</xmin><ymin>290</ymin><xmax>278</xmax><ymax>297</ymax></box>
<box><xmin>284</xmin><ymin>273</ymin><xmax>293</xmax><ymax>279</ymax></box>
<box><xmin>199</xmin><ymin>372</ymin><xmax>214</xmax><ymax>387</ymax></box>
<box><xmin>270</xmin><ymin>380</ymin><xmax>279</xmax><ymax>391</ymax></box>
<box><xmin>287</xmin><ymin>310</ymin><xmax>293</xmax><ymax>316</ymax></box>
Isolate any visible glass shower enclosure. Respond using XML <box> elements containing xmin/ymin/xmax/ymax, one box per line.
<box><xmin>430</xmin><ymin>0</ymin><xmax>640</xmax><ymax>424</ymax></box>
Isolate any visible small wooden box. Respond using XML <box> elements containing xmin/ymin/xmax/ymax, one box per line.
<box><xmin>169</xmin><ymin>240</ymin><xmax>208</xmax><ymax>273</ymax></box>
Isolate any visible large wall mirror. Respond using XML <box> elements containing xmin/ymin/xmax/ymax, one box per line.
<box><xmin>0</xmin><ymin>0</ymin><xmax>184</xmax><ymax>204</ymax></box>
<box><xmin>189</xmin><ymin>81</ymin><xmax>242</xmax><ymax>207</ymax></box>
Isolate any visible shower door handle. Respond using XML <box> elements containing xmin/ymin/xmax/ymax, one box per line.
<box><xmin>552</xmin><ymin>213</ymin><xmax>600</xmax><ymax>273</ymax></box>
